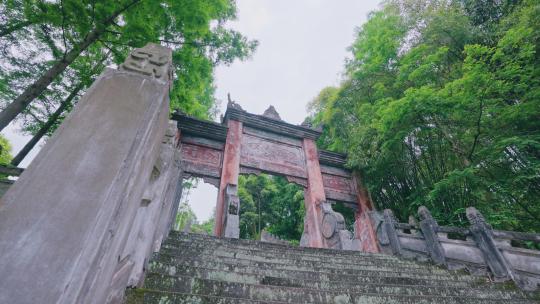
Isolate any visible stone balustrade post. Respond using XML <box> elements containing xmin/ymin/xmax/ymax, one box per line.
<box><xmin>383</xmin><ymin>209</ymin><xmax>402</xmax><ymax>256</ymax></box>
<box><xmin>408</xmin><ymin>215</ymin><xmax>418</xmax><ymax>235</ymax></box>
<box><xmin>418</xmin><ymin>206</ymin><xmax>446</xmax><ymax>266</ymax></box>
<box><xmin>320</xmin><ymin>202</ymin><xmax>351</xmax><ymax>250</ymax></box>
<box><xmin>466</xmin><ymin>207</ymin><xmax>514</xmax><ymax>281</ymax></box>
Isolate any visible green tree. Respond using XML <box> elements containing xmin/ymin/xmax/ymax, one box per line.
<box><xmin>175</xmin><ymin>201</ymin><xmax>215</xmax><ymax>235</ymax></box>
<box><xmin>237</xmin><ymin>174</ymin><xmax>305</xmax><ymax>242</ymax></box>
<box><xmin>308</xmin><ymin>0</ymin><xmax>540</xmax><ymax>232</ymax></box>
<box><xmin>0</xmin><ymin>135</ymin><xmax>12</xmax><ymax>165</ymax></box>
<box><xmin>1</xmin><ymin>0</ymin><xmax>257</xmax><ymax>164</ymax></box>
<box><xmin>175</xmin><ymin>201</ymin><xmax>197</xmax><ymax>231</ymax></box>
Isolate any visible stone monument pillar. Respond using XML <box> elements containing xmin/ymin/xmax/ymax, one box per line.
<box><xmin>0</xmin><ymin>43</ymin><xmax>174</xmax><ymax>304</ymax></box>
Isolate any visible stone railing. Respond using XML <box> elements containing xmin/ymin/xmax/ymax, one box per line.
<box><xmin>370</xmin><ymin>206</ymin><xmax>540</xmax><ymax>290</ymax></box>
<box><xmin>260</xmin><ymin>230</ymin><xmax>290</xmax><ymax>245</ymax></box>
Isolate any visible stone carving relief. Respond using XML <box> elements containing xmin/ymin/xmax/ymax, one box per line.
<box><xmin>227</xmin><ymin>195</ymin><xmax>239</xmax><ymax>216</ymax></box>
<box><xmin>466</xmin><ymin>207</ymin><xmax>491</xmax><ymax>231</ymax></box>
<box><xmin>180</xmin><ymin>143</ymin><xmax>223</xmax><ymax>178</ymax></box>
<box><xmin>321</xmin><ymin>202</ymin><xmax>352</xmax><ymax>250</ymax></box>
<box><xmin>240</xmin><ymin>133</ymin><xmax>307</xmax><ymax>178</ymax></box>
<box><xmin>120</xmin><ymin>43</ymin><xmax>172</xmax><ymax>82</ymax></box>
<box><xmin>223</xmin><ymin>184</ymin><xmax>240</xmax><ymax>238</ymax></box>
<box><xmin>322</xmin><ymin>173</ymin><xmax>356</xmax><ymax>203</ymax></box>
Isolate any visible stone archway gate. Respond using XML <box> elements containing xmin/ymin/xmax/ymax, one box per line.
<box><xmin>175</xmin><ymin>103</ymin><xmax>379</xmax><ymax>251</ymax></box>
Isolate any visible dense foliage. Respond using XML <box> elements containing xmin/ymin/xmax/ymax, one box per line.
<box><xmin>306</xmin><ymin>0</ymin><xmax>540</xmax><ymax>232</ymax></box>
<box><xmin>0</xmin><ymin>0</ymin><xmax>256</xmax><ymax>164</ymax></box>
<box><xmin>175</xmin><ymin>175</ymin><xmax>305</xmax><ymax>242</ymax></box>
<box><xmin>0</xmin><ymin>135</ymin><xmax>12</xmax><ymax>164</ymax></box>
<box><xmin>237</xmin><ymin>174</ymin><xmax>305</xmax><ymax>243</ymax></box>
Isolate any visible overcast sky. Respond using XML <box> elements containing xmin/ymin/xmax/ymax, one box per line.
<box><xmin>2</xmin><ymin>1</ymin><xmax>382</xmax><ymax>222</ymax></box>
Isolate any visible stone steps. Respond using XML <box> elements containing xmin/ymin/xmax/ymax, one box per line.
<box><xmin>127</xmin><ymin>288</ymin><xmax>534</xmax><ymax>304</ymax></box>
<box><xmin>160</xmin><ymin>242</ymin><xmax>447</xmax><ymax>271</ymax></box>
<box><xmin>142</xmin><ymin>271</ymin><xmax>528</xmax><ymax>300</ymax></box>
<box><xmin>162</xmin><ymin>238</ymin><xmax>464</xmax><ymax>273</ymax></box>
<box><xmin>126</xmin><ymin>289</ymin><xmax>285</xmax><ymax>304</ymax></box>
<box><xmin>139</xmin><ymin>273</ymin><xmax>532</xmax><ymax>303</ymax></box>
<box><xmin>148</xmin><ymin>261</ymin><xmax>479</xmax><ymax>289</ymax></box>
<box><xmin>125</xmin><ymin>232</ymin><xmax>539</xmax><ymax>303</ymax></box>
<box><xmin>152</xmin><ymin>251</ymin><xmax>478</xmax><ymax>283</ymax></box>
<box><xmin>167</xmin><ymin>231</ymin><xmax>399</xmax><ymax>260</ymax></box>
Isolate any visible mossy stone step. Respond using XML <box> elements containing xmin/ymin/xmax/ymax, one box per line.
<box><xmin>143</xmin><ymin>271</ymin><xmax>530</xmax><ymax>300</ymax></box>
<box><xmin>148</xmin><ymin>261</ymin><xmax>481</xmax><ymax>289</ymax></box>
<box><xmin>152</xmin><ymin>254</ymin><xmax>478</xmax><ymax>284</ymax></box>
<box><xmin>152</xmin><ymin>250</ymin><xmax>468</xmax><ymax>280</ymax></box>
<box><xmin>125</xmin><ymin>288</ymin><xmax>284</xmax><ymax>304</ymax></box>
<box><xmin>167</xmin><ymin>232</ymin><xmax>399</xmax><ymax>260</ymax></box>
<box><xmin>125</xmin><ymin>232</ymin><xmax>539</xmax><ymax>303</ymax></box>
<box><xmin>130</xmin><ymin>276</ymin><xmax>536</xmax><ymax>304</ymax></box>
<box><xmin>162</xmin><ymin>242</ymin><xmax>430</xmax><ymax>268</ymax></box>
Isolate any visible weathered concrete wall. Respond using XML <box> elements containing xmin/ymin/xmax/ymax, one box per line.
<box><xmin>0</xmin><ymin>44</ymin><xmax>179</xmax><ymax>303</ymax></box>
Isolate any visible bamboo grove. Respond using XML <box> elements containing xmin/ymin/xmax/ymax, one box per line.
<box><xmin>306</xmin><ymin>0</ymin><xmax>540</xmax><ymax>232</ymax></box>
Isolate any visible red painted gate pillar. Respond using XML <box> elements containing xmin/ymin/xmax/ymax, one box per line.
<box><xmin>353</xmin><ymin>175</ymin><xmax>380</xmax><ymax>253</ymax></box>
<box><xmin>302</xmin><ymin>138</ymin><xmax>326</xmax><ymax>248</ymax></box>
<box><xmin>214</xmin><ymin>119</ymin><xmax>242</xmax><ymax>237</ymax></box>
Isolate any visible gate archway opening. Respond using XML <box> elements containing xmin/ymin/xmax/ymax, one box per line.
<box><xmin>174</xmin><ymin>177</ymin><xmax>217</xmax><ymax>234</ymax></box>
<box><xmin>237</xmin><ymin>173</ymin><xmax>306</xmax><ymax>245</ymax></box>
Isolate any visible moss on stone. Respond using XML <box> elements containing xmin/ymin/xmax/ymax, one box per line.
<box><xmin>124</xmin><ymin>288</ymin><xmax>146</xmax><ymax>304</ymax></box>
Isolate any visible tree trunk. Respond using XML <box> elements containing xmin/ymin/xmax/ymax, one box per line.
<box><xmin>0</xmin><ymin>0</ymin><xmax>141</xmax><ymax>132</ymax></box>
<box><xmin>10</xmin><ymin>83</ymin><xmax>84</xmax><ymax>166</ymax></box>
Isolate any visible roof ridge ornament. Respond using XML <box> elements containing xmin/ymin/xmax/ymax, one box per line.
<box><xmin>262</xmin><ymin>105</ymin><xmax>281</xmax><ymax>121</ymax></box>
<box><xmin>227</xmin><ymin>93</ymin><xmax>244</xmax><ymax>111</ymax></box>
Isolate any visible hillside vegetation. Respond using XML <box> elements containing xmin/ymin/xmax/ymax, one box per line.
<box><xmin>305</xmin><ymin>0</ymin><xmax>540</xmax><ymax>232</ymax></box>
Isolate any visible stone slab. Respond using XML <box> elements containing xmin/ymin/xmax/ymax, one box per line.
<box><xmin>0</xmin><ymin>67</ymin><xmax>171</xmax><ymax>304</ymax></box>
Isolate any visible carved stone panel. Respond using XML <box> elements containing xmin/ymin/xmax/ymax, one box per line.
<box><xmin>120</xmin><ymin>43</ymin><xmax>172</xmax><ymax>82</ymax></box>
<box><xmin>322</xmin><ymin>172</ymin><xmax>356</xmax><ymax>203</ymax></box>
<box><xmin>243</xmin><ymin>126</ymin><xmax>302</xmax><ymax>147</ymax></box>
<box><xmin>180</xmin><ymin>143</ymin><xmax>223</xmax><ymax>178</ymax></box>
<box><xmin>320</xmin><ymin>164</ymin><xmax>351</xmax><ymax>177</ymax></box>
<box><xmin>240</xmin><ymin>133</ymin><xmax>307</xmax><ymax>178</ymax></box>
